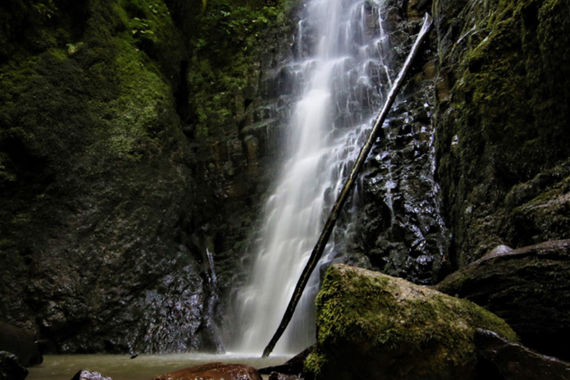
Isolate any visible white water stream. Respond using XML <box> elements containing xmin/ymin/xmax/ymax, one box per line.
<box><xmin>235</xmin><ymin>0</ymin><xmax>391</xmax><ymax>355</ymax></box>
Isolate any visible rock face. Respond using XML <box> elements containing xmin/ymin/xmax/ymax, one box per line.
<box><xmin>153</xmin><ymin>362</ymin><xmax>262</xmax><ymax>380</ymax></box>
<box><xmin>0</xmin><ymin>321</ymin><xmax>42</xmax><ymax>367</ymax></box>
<box><xmin>344</xmin><ymin>0</ymin><xmax>450</xmax><ymax>285</ymax></box>
<box><xmin>0</xmin><ymin>0</ymin><xmax>220</xmax><ymax>353</ymax></box>
<box><xmin>304</xmin><ymin>264</ymin><xmax>518</xmax><ymax>380</ymax></box>
<box><xmin>434</xmin><ymin>0</ymin><xmax>570</xmax><ymax>267</ymax></box>
<box><xmin>436</xmin><ymin>240</ymin><xmax>570</xmax><ymax>361</ymax></box>
<box><xmin>0</xmin><ymin>0</ymin><xmax>301</xmax><ymax>354</ymax></box>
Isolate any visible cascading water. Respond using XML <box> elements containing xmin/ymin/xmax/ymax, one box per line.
<box><xmin>234</xmin><ymin>0</ymin><xmax>392</xmax><ymax>354</ymax></box>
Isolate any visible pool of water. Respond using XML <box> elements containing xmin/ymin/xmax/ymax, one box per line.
<box><xmin>26</xmin><ymin>353</ymin><xmax>291</xmax><ymax>380</ymax></box>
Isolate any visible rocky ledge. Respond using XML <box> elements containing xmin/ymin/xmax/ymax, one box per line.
<box><xmin>436</xmin><ymin>239</ymin><xmax>570</xmax><ymax>361</ymax></box>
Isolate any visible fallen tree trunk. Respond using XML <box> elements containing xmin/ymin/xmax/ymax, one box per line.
<box><xmin>262</xmin><ymin>13</ymin><xmax>434</xmax><ymax>358</ymax></box>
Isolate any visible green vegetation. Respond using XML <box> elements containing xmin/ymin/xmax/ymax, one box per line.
<box><xmin>188</xmin><ymin>0</ymin><xmax>297</xmax><ymax>137</ymax></box>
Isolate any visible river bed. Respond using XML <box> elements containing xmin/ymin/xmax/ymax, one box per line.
<box><xmin>27</xmin><ymin>354</ymin><xmax>291</xmax><ymax>380</ymax></box>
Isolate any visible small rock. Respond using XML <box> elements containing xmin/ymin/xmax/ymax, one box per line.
<box><xmin>71</xmin><ymin>370</ymin><xmax>113</xmax><ymax>380</ymax></box>
<box><xmin>0</xmin><ymin>351</ymin><xmax>28</xmax><ymax>380</ymax></box>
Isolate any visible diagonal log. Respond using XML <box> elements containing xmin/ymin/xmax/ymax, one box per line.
<box><xmin>262</xmin><ymin>13</ymin><xmax>434</xmax><ymax>358</ymax></box>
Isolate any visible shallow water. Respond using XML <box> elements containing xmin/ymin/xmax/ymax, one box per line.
<box><xmin>27</xmin><ymin>354</ymin><xmax>291</xmax><ymax>380</ymax></box>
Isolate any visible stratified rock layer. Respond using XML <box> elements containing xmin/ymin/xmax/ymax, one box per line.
<box><xmin>304</xmin><ymin>264</ymin><xmax>517</xmax><ymax>380</ymax></box>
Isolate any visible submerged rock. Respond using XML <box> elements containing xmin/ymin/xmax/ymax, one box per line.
<box><xmin>71</xmin><ymin>370</ymin><xmax>113</xmax><ymax>380</ymax></box>
<box><xmin>475</xmin><ymin>329</ymin><xmax>570</xmax><ymax>380</ymax></box>
<box><xmin>153</xmin><ymin>362</ymin><xmax>262</xmax><ymax>380</ymax></box>
<box><xmin>304</xmin><ymin>264</ymin><xmax>517</xmax><ymax>380</ymax></box>
<box><xmin>0</xmin><ymin>351</ymin><xmax>28</xmax><ymax>380</ymax></box>
<box><xmin>0</xmin><ymin>321</ymin><xmax>42</xmax><ymax>367</ymax></box>
<box><xmin>436</xmin><ymin>240</ymin><xmax>570</xmax><ymax>361</ymax></box>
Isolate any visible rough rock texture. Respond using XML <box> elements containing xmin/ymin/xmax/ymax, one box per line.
<box><xmin>436</xmin><ymin>240</ymin><xmax>570</xmax><ymax>361</ymax></box>
<box><xmin>304</xmin><ymin>264</ymin><xmax>517</xmax><ymax>380</ymax></box>
<box><xmin>0</xmin><ymin>0</ymin><xmax>219</xmax><ymax>354</ymax></box>
<box><xmin>341</xmin><ymin>0</ymin><xmax>450</xmax><ymax>285</ymax></box>
<box><xmin>153</xmin><ymin>362</ymin><xmax>262</xmax><ymax>380</ymax></box>
<box><xmin>0</xmin><ymin>351</ymin><xmax>28</xmax><ymax>380</ymax></box>
<box><xmin>475</xmin><ymin>329</ymin><xmax>570</xmax><ymax>380</ymax></box>
<box><xmin>0</xmin><ymin>0</ymin><xmax>308</xmax><ymax>355</ymax></box>
<box><xmin>0</xmin><ymin>321</ymin><xmax>42</xmax><ymax>367</ymax></box>
<box><xmin>434</xmin><ymin>0</ymin><xmax>570</xmax><ymax>267</ymax></box>
<box><xmin>0</xmin><ymin>0</ymin><xmax>304</xmax><ymax>354</ymax></box>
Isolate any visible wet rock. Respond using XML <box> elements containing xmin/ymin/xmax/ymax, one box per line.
<box><xmin>71</xmin><ymin>370</ymin><xmax>113</xmax><ymax>380</ymax></box>
<box><xmin>475</xmin><ymin>329</ymin><xmax>570</xmax><ymax>380</ymax></box>
<box><xmin>436</xmin><ymin>240</ymin><xmax>570</xmax><ymax>361</ymax></box>
<box><xmin>268</xmin><ymin>372</ymin><xmax>299</xmax><ymax>380</ymax></box>
<box><xmin>0</xmin><ymin>321</ymin><xmax>42</xmax><ymax>367</ymax></box>
<box><xmin>304</xmin><ymin>264</ymin><xmax>517</xmax><ymax>380</ymax></box>
<box><xmin>259</xmin><ymin>347</ymin><xmax>310</xmax><ymax>375</ymax></box>
<box><xmin>0</xmin><ymin>351</ymin><xmax>28</xmax><ymax>380</ymax></box>
<box><xmin>153</xmin><ymin>362</ymin><xmax>262</xmax><ymax>380</ymax></box>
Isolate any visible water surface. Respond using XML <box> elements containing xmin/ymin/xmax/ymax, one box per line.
<box><xmin>27</xmin><ymin>354</ymin><xmax>290</xmax><ymax>380</ymax></box>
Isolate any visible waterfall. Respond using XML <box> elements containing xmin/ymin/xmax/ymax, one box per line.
<box><xmin>234</xmin><ymin>0</ymin><xmax>391</xmax><ymax>355</ymax></box>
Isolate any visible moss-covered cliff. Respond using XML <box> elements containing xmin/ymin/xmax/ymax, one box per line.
<box><xmin>434</xmin><ymin>0</ymin><xmax>570</xmax><ymax>267</ymax></box>
<box><xmin>0</xmin><ymin>0</ymin><xmax>304</xmax><ymax>354</ymax></box>
<box><xmin>0</xmin><ymin>0</ymin><xmax>214</xmax><ymax>353</ymax></box>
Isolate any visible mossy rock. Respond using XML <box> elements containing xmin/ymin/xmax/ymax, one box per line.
<box><xmin>305</xmin><ymin>264</ymin><xmax>517</xmax><ymax>380</ymax></box>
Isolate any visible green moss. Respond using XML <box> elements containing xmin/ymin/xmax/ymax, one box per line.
<box><xmin>187</xmin><ymin>0</ymin><xmax>295</xmax><ymax>138</ymax></box>
<box><xmin>435</xmin><ymin>0</ymin><xmax>570</xmax><ymax>265</ymax></box>
<box><xmin>307</xmin><ymin>265</ymin><xmax>518</xmax><ymax>379</ymax></box>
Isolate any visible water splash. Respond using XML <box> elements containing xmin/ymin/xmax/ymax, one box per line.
<box><xmin>234</xmin><ymin>0</ymin><xmax>391</xmax><ymax>355</ymax></box>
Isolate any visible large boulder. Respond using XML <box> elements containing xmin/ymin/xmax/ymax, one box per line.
<box><xmin>304</xmin><ymin>264</ymin><xmax>518</xmax><ymax>380</ymax></box>
<box><xmin>0</xmin><ymin>321</ymin><xmax>42</xmax><ymax>367</ymax></box>
<box><xmin>435</xmin><ymin>240</ymin><xmax>570</xmax><ymax>361</ymax></box>
<box><xmin>153</xmin><ymin>362</ymin><xmax>262</xmax><ymax>380</ymax></box>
